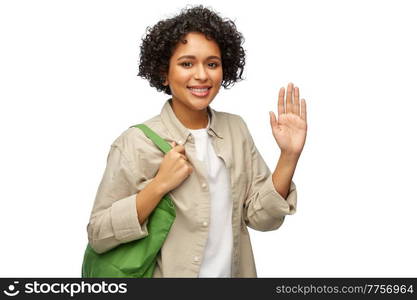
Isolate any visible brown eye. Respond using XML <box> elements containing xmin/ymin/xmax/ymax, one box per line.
<box><xmin>180</xmin><ymin>62</ymin><xmax>192</xmax><ymax>67</ymax></box>
<box><xmin>208</xmin><ymin>62</ymin><xmax>219</xmax><ymax>68</ymax></box>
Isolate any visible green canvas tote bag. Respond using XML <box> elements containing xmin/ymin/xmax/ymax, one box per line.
<box><xmin>81</xmin><ymin>124</ymin><xmax>176</xmax><ymax>278</ymax></box>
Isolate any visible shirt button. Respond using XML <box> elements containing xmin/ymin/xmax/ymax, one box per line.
<box><xmin>202</xmin><ymin>221</ymin><xmax>208</xmax><ymax>227</ymax></box>
<box><xmin>201</xmin><ymin>183</ymin><xmax>207</xmax><ymax>189</ymax></box>
<box><xmin>193</xmin><ymin>256</ymin><xmax>200</xmax><ymax>262</ymax></box>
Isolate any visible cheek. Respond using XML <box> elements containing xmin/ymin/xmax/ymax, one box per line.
<box><xmin>212</xmin><ymin>68</ymin><xmax>223</xmax><ymax>86</ymax></box>
<box><xmin>169</xmin><ymin>68</ymin><xmax>190</xmax><ymax>85</ymax></box>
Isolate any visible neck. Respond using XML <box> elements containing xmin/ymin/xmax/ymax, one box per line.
<box><xmin>170</xmin><ymin>98</ymin><xmax>209</xmax><ymax>129</ymax></box>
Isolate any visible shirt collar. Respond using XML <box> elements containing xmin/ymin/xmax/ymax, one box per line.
<box><xmin>160</xmin><ymin>99</ymin><xmax>223</xmax><ymax>145</ymax></box>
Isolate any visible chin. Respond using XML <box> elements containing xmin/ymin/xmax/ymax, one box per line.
<box><xmin>182</xmin><ymin>95</ymin><xmax>214</xmax><ymax>110</ymax></box>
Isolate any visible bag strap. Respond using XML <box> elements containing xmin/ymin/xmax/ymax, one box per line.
<box><xmin>130</xmin><ymin>124</ymin><xmax>175</xmax><ymax>212</ymax></box>
<box><xmin>130</xmin><ymin>124</ymin><xmax>172</xmax><ymax>154</ymax></box>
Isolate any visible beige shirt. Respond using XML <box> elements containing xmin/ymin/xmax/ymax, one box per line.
<box><xmin>188</xmin><ymin>118</ymin><xmax>233</xmax><ymax>277</ymax></box>
<box><xmin>86</xmin><ymin>99</ymin><xmax>297</xmax><ymax>277</ymax></box>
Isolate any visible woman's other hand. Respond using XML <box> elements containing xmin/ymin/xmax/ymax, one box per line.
<box><xmin>269</xmin><ymin>82</ymin><xmax>307</xmax><ymax>157</ymax></box>
<box><xmin>154</xmin><ymin>141</ymin><xmax>193</xmax><ymax>193</ymax></box>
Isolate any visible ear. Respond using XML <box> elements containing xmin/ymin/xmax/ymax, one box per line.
<box><xmin>161</xmin><ymin>74</ymin><xmax>169</xmax><ymax>86</ymax></box>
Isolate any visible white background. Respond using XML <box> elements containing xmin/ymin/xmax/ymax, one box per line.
<box><xmin>1</xmin><ymin>0</ymin><xmax>416</xmax><ymax>277</ymax></box>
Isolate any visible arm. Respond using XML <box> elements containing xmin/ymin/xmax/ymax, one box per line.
<box><xmin>242</xmin><ymin>119</ymin><xmax>297</xmax><ymax>232</ymax></box>
<box><xmin>269</xmin><ymin>83</ymin><xmax>307</xmax><ymax>199</ymax></box>
<box><xmin>136</xmin><ymin>141</ymin><xmax>193</xmax><ymax>224</ymax></box>
<box><xmin>272</xmin><ymin>152</ymin><xmax>300</xmax><ymax>199</ymax></box>
<box><xmin>87</xmin><ymin>145</ymin><xmax>150</xmax><ymax>254</ymax></box>
<box><xmin>243</xmin><ymin>82</ymin><xmax>307</xmax><ymax>231</ymax></box>
<box><xmin>135</xmin><ymin>179</ymin><xmax>166</xmax><ymax>225</ymax></box>
<box><xmin>88</xmin><ymin>138</ymin><xmax>193</xmax><ymax>253</ymax></box>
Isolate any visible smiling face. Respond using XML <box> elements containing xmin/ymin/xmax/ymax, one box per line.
<box><xmin>163</xmin><ymin>32</ymin><xmax>223</xmax><ymax>119</ymax></box>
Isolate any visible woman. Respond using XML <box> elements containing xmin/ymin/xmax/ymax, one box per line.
<box><xmin>86</xmin><ymin>5</ymin><xmax>307</xmax><ymax>277</ymax></box>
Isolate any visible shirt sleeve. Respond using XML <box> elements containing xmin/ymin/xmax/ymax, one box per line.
<box><xmin>239</xmin><ymin>117</ymin><xmax>298</xmax><ymax>232</ymax></box>
<box><xmin>86</xmin><ymin>145</ymin><xmax>149</xmax><ymax>254</ymax></box>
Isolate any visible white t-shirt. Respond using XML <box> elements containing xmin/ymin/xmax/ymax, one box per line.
<box><xmin>188</xmin><ymin>117</ymin><xmax>233</xmax><ymax>277</ymax></box>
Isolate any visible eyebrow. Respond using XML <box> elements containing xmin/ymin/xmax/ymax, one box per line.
<box><xmin>177</xmin><ymin>55</ymin><xmax>221</xmax><ymax>61</ymax></box>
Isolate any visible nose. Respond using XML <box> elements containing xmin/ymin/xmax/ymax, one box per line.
<box><xmin>194</xmin><ymin>63</ymin><xmax>208</xmax><ymax>81</ymax></box>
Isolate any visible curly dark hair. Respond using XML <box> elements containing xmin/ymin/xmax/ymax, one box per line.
<box><xmin>138</xmin><ymin>5</ymin><xmax>246</xmax><ymax>95</ymax></box>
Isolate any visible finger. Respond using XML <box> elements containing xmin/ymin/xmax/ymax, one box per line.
<box><xmin>172</xmin><ymin>144</ymin><xmax>186</xmax><ymax>154</ymax></box>
<box><xmin>168</xmin><ymin>141</ymin><xmax>176</xmax><ymax>152</ymax></box>
<box><xmin>179</xmin><ymin>153</ymin><xmax>188</xmax><ymax>161</ymax></box>
<box><xmin>294</xmin><ymin>86</ymin><xmax>300</xmax><ymax>116</ymax></box>
<box><xmin>269</xmin><ymin>111</ymin><xmax>277</xmax><ymax>127</ymax></box>
<box><xmin>278</xmin><ymin>87</ymin><xmax>285</xmax><ymax>116</ymax></box>
<box><xmin>285</xmin><ymin>82</ymin><xmax>293</xmax><ymax>114</ymax></box>
<box><xmin>301</xmin><ymin>98</ymin><xmax>307</xmax><ymax>122</ymax></box>
<box><xmin>186</xmin><ymin>163</ymin><xmax>193</xmax><ymax>175</ymax></box>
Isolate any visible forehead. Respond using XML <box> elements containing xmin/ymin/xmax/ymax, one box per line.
<box><xmin>171</xmin><ymin>32</ymin><xmax>221</xmax><ymax>58</ymax></box>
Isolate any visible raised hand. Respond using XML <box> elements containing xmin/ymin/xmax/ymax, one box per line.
<box><xmin>269</xmin><ymin>83</ymin><xmax>307</xmax><ymax>156</ymax></box>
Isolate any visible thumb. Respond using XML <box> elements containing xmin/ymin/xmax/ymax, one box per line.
<box><xmin>269</xmin><ymin>111</ymin><xmax>277</xmax><ymax>127</ymax></box>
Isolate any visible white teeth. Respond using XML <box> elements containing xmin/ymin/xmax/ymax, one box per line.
<box><xmin>189</xmin><ymin>88</ymin><xmax>209</xmax><ymax>92</ymax></box>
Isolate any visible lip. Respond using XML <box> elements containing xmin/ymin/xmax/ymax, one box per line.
<box><xmin>187</xmin><ymin>86</ymin><xmax>211</xmax><ymax>97</ymax></box>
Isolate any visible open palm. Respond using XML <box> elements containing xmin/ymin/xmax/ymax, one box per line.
<box><xmin>269</xmin><ymin>83</ymin><xmax>307</xmax><ymax>155</ymax></box>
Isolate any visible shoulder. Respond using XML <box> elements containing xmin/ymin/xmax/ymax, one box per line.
<box><xmin>212</xmin><ymin>109</ymin><xmax>250</xmax><ymax>135</ymax></box>
<box><xmin>112</xmin><ymin>113</ymin><xmax>168</xmax><ymax>144</ymax></box>
<box><xmin>110</xmin><ymin>114</ymin><xmax>166</xmax><ymax>166</ymax></box>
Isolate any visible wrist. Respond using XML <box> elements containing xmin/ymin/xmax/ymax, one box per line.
<box><xmin>150</xmin><ymin>176</ymin><xmax>169</xmax><ymax>196</ymax></box>
<box><xmin>280</xmin><ymin>151</ymin><xmax>301</xmax><ymax>162</ymax></box>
